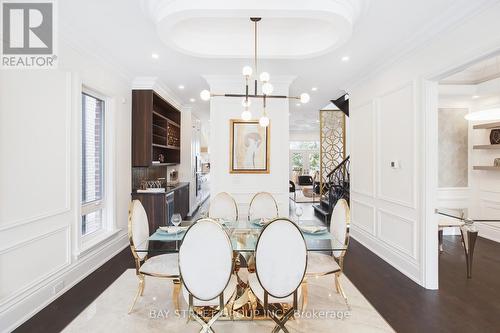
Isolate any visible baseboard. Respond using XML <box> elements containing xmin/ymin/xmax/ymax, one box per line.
<box><xmin>1</xmin><ymin>233</ymin><xmax>129</xmax><ymax>333</ymax></box>
<box><xmin>350</xmin><ymin>225</ymin><xmax>422</xmax><ymax>287</ymax></box>
<box><xmin>476</xmin><ymin>223</ymin><xmax>500</xmax><ymax>243</ymax></box>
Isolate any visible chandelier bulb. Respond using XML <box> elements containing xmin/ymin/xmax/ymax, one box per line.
<box><xmin>262</xmin><ymin>82</ymin><xmax>274</xmax><ymax>95</ymax></box>
<box><xmin>242</xmin><ymin>66</ymin><xmax>253</xmax><ymax>77</ymax></box>
<box><xmin>259</xmin><ymin>72</ymin><xmax>270</xmax><ymax>82</ymax></box>
<box><xmin>241</xmin><ymin>109</ymin><xmax>252</xmax><ymax>121</ymax></box>
<box><xmin>259</xmin><ymin>115</ymin><xmax>270</xmax><ymax>127</ymax></box>
<box><xmin>200</xmin><ymin>90</ymin><xmax>211</xmax><ymax>101</ymax></box>
<box><xmin>300</xmin><ymin>93</ymin><xmax>310</xmax><ymax>104</ymax></box>
<box><xmin>242</xmin><ymin>98</ymin><xmax>251</xmax><ymax>107</ymax></box>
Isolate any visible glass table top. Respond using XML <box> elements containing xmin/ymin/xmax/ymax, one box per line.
<box><xmin>436</xmin><ymin>208</ymin><xmax>500</xmax><ymax>224</ymax></box>
<box><xmin>135</xmin><ymin>219</ymin><xmax>347</xmax><ymax>254</ymax></box>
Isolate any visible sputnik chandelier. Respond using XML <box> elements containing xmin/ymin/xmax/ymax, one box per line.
<box><xmin>199</xmin><ymin>17</ymin><xmax>310</xmax><ymax>127</ymax></box>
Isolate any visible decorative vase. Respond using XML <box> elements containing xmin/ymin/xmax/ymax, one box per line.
<box><xmin>490</xmin><ymin>129</ymin><xmax>500</xmax><ymax>144</ymax></box>
<box><xmin>494</xmin><ymin>158</ymin><xmax>500</xmax><ymax>167</ymax></box>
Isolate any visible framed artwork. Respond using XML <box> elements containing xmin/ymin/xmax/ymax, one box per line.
<box><xmin>230</xmin><ymin>119</ymin><xmax>270</xmax><ymax>173</ymax></box>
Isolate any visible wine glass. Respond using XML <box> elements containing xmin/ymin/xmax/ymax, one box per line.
<box><xmin>295</xmin><ymin>206</ymin><xmax>303</xmax><ymax>224</ymax></box>
<box><xmin>171</xmin><ymin>213</ymin><xmax>182</xmax><ymax>227</ymax></box>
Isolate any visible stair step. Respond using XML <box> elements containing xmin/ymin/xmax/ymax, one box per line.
<box><xmin>313</xmin><ymin>204</ymin><xmax>331</xmax><ymax>225</ymax></box>
<box><xmin>320</xmin><ymin>199</ymin><xmax>330</xmax><ymax>210</ymax></box>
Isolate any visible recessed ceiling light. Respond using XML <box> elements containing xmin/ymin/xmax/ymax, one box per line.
<box><xmin>178</xmin><ymin>85</ymin><xmax>185</xmax><ymax>90</ymax></box>
<box><xmin>472</xmin><ymin>95</ymin><xmax>480</xmax><ymax>99</ymax></box>
<box><xmin>316</xmin><ymin>120</ymin><xmax>320</xmax><ymax>123</ymax></box>
<box><xmin>189</xmin><ymin>98</ymin><xmax>196</xmax><ymax>102</ymax></box>
<box><xmin>341</xmin><ymin>56</ymin><xmax>350</xmax><ymax>62</ymax></box>
<box><xmin>311</xmin><ymin>87</ymin><xmax>318</xmax><ymax>91</ymax></box>
<box><xmin>151</xmin><ymin>53</ymin><xmax>159</xmax><ymax>59</ymax></box>
<box><xmin>296</xmin><ymin>103</ymin><xmax>301</xmax><ymax>107</ymax></box>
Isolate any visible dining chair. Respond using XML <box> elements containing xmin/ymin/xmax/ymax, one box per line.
<box><xmin>248</xmin><ymin>218</ymin><xmax>307</xmax><ymax>333</ymax></box>
<box><xmin>247</xmin><ymin>192</ymin><xmax>279</xmax><ymax>221</ymax></box>
<box><xmin>127</xmin><ymin>200</ymin><xmax>181</xmax><ymax>313</ymax></box>
<box><xmin>303</xmin><ymin>199</ymin><xmax>350</xmax><ymax>309</ymax></box>
<box><xmin>179</xmin><ymin>218</ymin><xmax>237</xmax><ymax>332</ymax></box>
<box><xmin>209</xmin><ymin>192</ymin><xmax>239</xmax><ymax>221</ymax></box>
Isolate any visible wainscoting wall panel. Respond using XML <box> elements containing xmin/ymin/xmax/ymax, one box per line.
<box><xmin>350</xmin><ymin>80</ymin><xmax>422</xmax><ymax>285</ymax></box>
<box><xmin>350</xmin><ymin>199</ymin><xmax>376</xmax><ymax>235</ymax></box>
<box><xmin>377</xmin><ymin>83</ymin><xmax>416</xmax><ymax>208</ymax></box>
<box><xmin>0</xmin><ymin>226</ymin><xmax>70</xmax><ymax>303</ymax></box>
<box><xmin>350</xmin><ymin>102</ymin><xmax>375</xmax><ymax>197</ymax></box>
<box><xmin>377</xmin><ymin>209</ymin><xmax>417</xmax><ymax>259</ymax></box>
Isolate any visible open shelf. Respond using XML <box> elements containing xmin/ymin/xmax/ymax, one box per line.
<box><xmin>473</xmin><ymin>121</ymin><xmax>500</xmax><ymax>130</ymax></box>
<box><xmin>132</xmin><ymin>90</ymin><xmax>181</xmax><ymax>166</ymax></box>
<box><xmin>473</xmin><ymin>144</ymin><xmax>500</xmax><ymax>150</ymax></box>
<box><xmin>473</xmin><ymin>166</ymin><xmax>500</xmax><ymax>171</ymax></box>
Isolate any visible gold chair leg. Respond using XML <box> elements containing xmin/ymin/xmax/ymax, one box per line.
<box><xmin>335</xmin><ymin>272</ymin><xmax>350</xmax><ymax>310</ymax></box>
<box><xmin>128</xmin><ymin>274</ymin><xmax>145</xmax><ymax>314</ymax></box>
<box><xmin>172</xmin><ymin>279</ymin><xmax>181</xmax><ymax>312</ymax></box>
<box><xmin>300</xmin><ymin>280</ymin><xmax>308</xmax><ymax>312</ymax></box>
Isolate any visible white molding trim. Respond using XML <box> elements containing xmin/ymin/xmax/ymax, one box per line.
<box><xmin>350</xmin><ymin>199</ymin><xmax>376</xmax><ymax>235</ymax></box>
<box><xmin>377</xmin><ymin>208</ymin><xmax>418</xmax><ymax>260</ymax></box>
<box><xmin>131</xmin><ymin>76</ymin><xmax>184</xmax><ymax>111</ymax></box>
<box><xmin>350</xmin><ymin>227</ymin><xmax>421</xmax><ymax>285</ymax></box>
<box><xmin>1</xmin><ymin>234</ymin><xmax>129</xmax><ymax>333</ymax></box>
<box><xmin>376</xmin><ymin>81</ymin><xmax>418</xmax><ymax>209</ymax></box>
<box><xmin>0</xmin><ymin>73</ymin><xmax>73</xmax><ymax>231</ymax></box>
<box><xmin>0</xmin><ymin>225</ymin><xmax>71</xmax><ymax>310</ymax></box>
<box><xmin>350</xmin><ymin>101</ymin><xmax>376</xmax><ymax>198</ymax></box>
<box><xmin>476</xmin><ymin>223</ymin><xmax>500</xmax><ymax>243</ymax></box>
<box><xmin>345</xmin><ymin>0</ymin><xmax>500</xmax><ymax>90</ymax></box>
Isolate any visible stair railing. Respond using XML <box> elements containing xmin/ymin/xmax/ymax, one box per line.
<box><xmin>326</xmin><ymin>156</ymin><xmax>350</xmax><ymax>213</ymax></box>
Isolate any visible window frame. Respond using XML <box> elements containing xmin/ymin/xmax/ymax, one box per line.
<box><xmin>80</xmin><ymin>88</ymin><xmax>107</xmax><ymax>241</ymax></box>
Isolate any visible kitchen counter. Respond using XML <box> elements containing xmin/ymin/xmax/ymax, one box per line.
<box><xmin>131</xmin><ymin>182</ymin><xmax>189</xmax><ymax>195</ymax></box>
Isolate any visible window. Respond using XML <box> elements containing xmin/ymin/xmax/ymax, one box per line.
<box><xmin>291</xmin><ymin>152</ymin><xmax>304</xmax><ymax>171</ymax></box>
<box><xmin>81</xmin><ymin>92</ymin><xmax>105</xmax><ymax>236</ymax></box>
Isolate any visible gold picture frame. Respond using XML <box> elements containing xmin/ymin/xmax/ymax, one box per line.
<box><xmin>229</xmin><ymin>119</ymin><xmax>270</xmax><ymax>174</ymax></box>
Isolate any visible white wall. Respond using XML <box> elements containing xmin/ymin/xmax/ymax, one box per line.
<box><xmin>0</xmin><ymin>38</ymin><xmax>132</xmax><ymax>332</ymax></box>
<box><xmin>347</xmin><ymin>3</ymin><xmax>500</xmax><ymax>289</ymax></box>
<box><xmin>206</xmin><ymin>76</ymin><xmax>292</xmax><ymax>216</ymax></box>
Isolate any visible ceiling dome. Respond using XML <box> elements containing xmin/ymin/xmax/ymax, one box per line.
<box><xmin>141</xmin><ymin>0</ymin><xmax>369</xmax><ymax>59</ymax></box>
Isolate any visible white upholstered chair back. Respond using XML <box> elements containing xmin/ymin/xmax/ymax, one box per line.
<box><xmin>330</xmin><ymin>199</ymin><xmax>350</xmax><ymax>259</ymax></box>
<box><xmin>179</xmin><ymin>219</ymin><xmax>233</xmax><ymax>301</ymax></box>
<box><xmin>255</xmin><ymin>218</ymin><xmax>307</xmax><ymax>298</ymax></box>
<box><xmin>128</xmin><ymin>200</ymin><xmax>149</xmax><ymax>260</ymax></box>
<box><xmin>248</xmin><ymin>192</ymin><xmax>279</xmax><ymax>221</ymax></box>
<box><xmin>209</xmin><ymin>192</ymin><xmax>239</xmax><ymax>221</ymax></box>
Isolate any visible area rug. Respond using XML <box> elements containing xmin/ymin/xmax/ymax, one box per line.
<box><xmin>290</xmin><ymin>190</ymin><xmax>320</xmax><ymax>203</ymax></box>
<box><xmin>63</xmin><ymin>269</ymin><xmax>394</xmax><ymax>332</ymax></box>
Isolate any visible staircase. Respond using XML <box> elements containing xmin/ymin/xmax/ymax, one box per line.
<box><xmin>313</xmin><ymin>156</ymin><xmax>350</xmax><ymax>225</ymax></box>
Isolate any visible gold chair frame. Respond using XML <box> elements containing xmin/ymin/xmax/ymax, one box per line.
<box><xmin>180</xmin><ymin>218</ymin><xmax>237</xmax><ymax>332</ymax></box>
<box><xmin>208</xmin><ymin>192</ymin><xmax>239</xmax><ymax>221</ymax></box>
<box><xmin>247</xmin><ymin>192</ymin><xmax>279</xmax><ymax>221</ymax></box>
<box><xmin>127</xmin><ymin>201</ymin><xmax>181</xmax><ymax>313</ymax></box>
<box><xmin>253</xmin><ymin>218</ymin><xmax>308</xmax><ymax>333</ymax></box>
<box><xmin>302</xmin><ymin>199</ymin><xmax>351</xmax><ymax>310</ymax></box>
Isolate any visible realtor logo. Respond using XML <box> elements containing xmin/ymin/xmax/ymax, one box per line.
<box><xmin>1</xmin><ymin>0</ymin><xmax>57</xmax><ymax>68</ymax></box>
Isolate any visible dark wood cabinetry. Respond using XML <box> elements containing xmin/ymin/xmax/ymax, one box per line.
<box><xmin>131</xmin><ymin>183</ymin><xmax>190</xmax><ymax>235</ymax></box>
<box><xmin>132</xmin><ymin>90</ymin><xmax>181</xmax><ymax>167</ymax></box>
<box><xmin>131</xmin><ymin>192</ymin><xmax>166</xmax><ymax>235</ymax></box>
<box><xmin>174</xmin><ymin>184</ymin><xmax>189</xmax><ymax>218</ymax></box>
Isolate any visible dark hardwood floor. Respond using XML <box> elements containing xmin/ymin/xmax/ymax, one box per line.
<box><xmin>344</xmin><ymin>235</ymin><xmax>500</xmax><ymax>333</ymax></box>
<box><xmin>14</xmin><ymin>201</ymin><xmax>500</xmax><ymax>332</ymax></box>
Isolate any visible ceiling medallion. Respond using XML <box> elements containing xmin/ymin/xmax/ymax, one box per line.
<box><xmin>200</xmin><ymin>18</ymin><xmax>310</xmax><ymax>127</ymax></box>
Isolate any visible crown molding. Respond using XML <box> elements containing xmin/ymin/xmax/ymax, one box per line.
<box><xmin>344</xmin><ymin>0</ymin><xmax>499</xmax><ymax>91</ymax></box>
<box><xmin>132</xmin><ymin>77</ymin><xmax>184</xmax><ymax>110</ymax></box>
<box><xmin>59</xmin><ymin>25</ymin><xmax>134</xmax><ymax>86</ymax></box>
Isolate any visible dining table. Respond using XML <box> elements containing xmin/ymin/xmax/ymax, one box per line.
<box><xmin>134</xmin><ymin>218</ymin><xmax>347</xmax><ymax>320</ymax></box>
<box><xmin>436</xmin><ymin>208</ymin><xmax>500</xmax><ymax>278</ymax></box>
